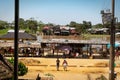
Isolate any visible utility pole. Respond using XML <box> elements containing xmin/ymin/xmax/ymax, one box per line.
<box><xmin>14</xmin><ymin>0</ymin><xmax>19</xmax><ymax>80</ymax></box>
<box><xmin>109</xmin><ymin>0</ymin><xmax>115</xmax><ymax>80</ymax></box>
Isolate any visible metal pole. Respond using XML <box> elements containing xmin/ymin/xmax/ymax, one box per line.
<box><xmin>14</xmin><ymin>0</ymin><xmax>19</xmax><ymax>80</ymax></box>
<box><xmin>109</xmin><ymin>0</ymin><xmax>115</xmax><ymax>80</ymax></box>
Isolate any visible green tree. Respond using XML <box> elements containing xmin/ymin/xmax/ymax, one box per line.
<box><xmin>46</xmin><ymin>23</ymin><xmax>54</xmax><ymax>26</ymax></box>
<box><xmin>69</xmin><ymin>21</ymin><xmax>92</xmax><ymax>34</ymax></box>
<box><xmin>25</xmin><ymin>18</ymin><xmax>38</xmax><ymax>34</ymax></box>
<box><xmin>69</xmin><ymin>21</ymin><xmax>77</xmax><ymax>27</ymax></box>
<box><xmin>81</xmin><ymin>21</ymin><xmax>92</xmax><ymax>33</ymax></box>
<box><xmin>93</xmin><ymin>23</ymin><xmax>103</xmax><ymax>28</ymax></box>
<box><xmin>19</xmin><ymin>18</ymin><xmax>25</xmax><ymax>29</ymax></box>
<box><xmin>37</xmin><ymin>21</ymin><xmax>45</xmax><ymax>32</ymax></box>
<box><xmin>83</xmin><ymin>21</ymin><xmax>92</xmax><ymax>29</ymax></box>
<box><xmin>0</xmin><ymin>20</ymin><xmax>8</xmax><ymax>29</ymax></box>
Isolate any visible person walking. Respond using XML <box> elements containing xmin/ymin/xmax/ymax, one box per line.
<box><xmin>62</xmin><ymin>59</ymin><xmax>68</xmax><ymax>71</ymax></box>
<box><xmin>56</xmin><ymin>58</ymin><xmax>60</xmax><ymax>71</ymax></box>
<box><xmin>36</xmin><ymin>74</ymin><xmax>41</xmax><ymax>80</ymax></box>
<box><xmin>115</xmin><ymin>50</ymin><xmax>120</xmax><ymax>60</ymax></box>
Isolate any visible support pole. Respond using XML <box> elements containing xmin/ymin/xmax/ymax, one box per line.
<box><xmin>14</xmin><ymin>0</ymin><xmax>19</xmax><ymax>80</ymax></box>
<box><xmin>109</xmin><ymin>0</ymin><xmax>115</xmax><ymax>80</ymax></box>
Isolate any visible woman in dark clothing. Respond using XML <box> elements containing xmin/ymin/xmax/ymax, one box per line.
<box><xmin>56</xmin><ymin>58</ymin><xmax>60</xmax><ymax>71</ymax></box>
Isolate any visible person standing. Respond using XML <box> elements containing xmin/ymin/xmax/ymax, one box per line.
<box><xmin>56</xmin><ymin>58</ymin><xmax>60</xmax><ymax>71</ymax></box>
<box><xmin>36</xmin><ymin>74</ymin><xmax>41</xmax><ymax>80</ymax></box>
<box><xmin>115</xmin><ymin>50</ymin><xmax>120</xmax><ymax>60</ymax></box>
<box><xmin>62</xmin><ymin>59</ymin><xmax>68</xmax><ymax>71</ymax></box>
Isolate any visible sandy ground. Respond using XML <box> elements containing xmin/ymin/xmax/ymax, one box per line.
<box><xmin>18</xmin><ymin>58</ymin><xmax>120</xmax><ymax>80</ymax></box>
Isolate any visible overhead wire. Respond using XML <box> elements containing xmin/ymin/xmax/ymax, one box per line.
<box><xmin>115</xmin><ymin>0</ymin><xmax>120</xmax><ymax>22</ymax></box>
<box><xmin>101</xmin><ymin>0</ymin><xmax>111</xmax><ymax>12</ymax></box>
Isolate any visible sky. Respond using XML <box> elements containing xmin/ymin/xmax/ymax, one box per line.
<box><xmin>0</xmin><ymin>0</ymin><xmax>120</xmax><ymax>25</ymax></box>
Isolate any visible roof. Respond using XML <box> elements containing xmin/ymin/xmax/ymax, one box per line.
<box><xmin>116</xmin><ymin>32</ymin><xmax>120</xmax><ymax>35</ymax></box>
<box><xmin>8</xmin><ymin>30</ymin><xmax>25</xmax><ymax>33</ymax></box>
<box><xmin>41</xmin><ymin>39</ymin><xmax>109</xmax><ymax>45</ymax></box>
<box><xmin>60</xmin><ymin>26</ymin><xmax>70</xmax><ymax>30</ymax></box>
<box><xmin>0</xmin><ymin>32</ymin><xmax>36</xmax><ymax>40</ymax></box>
<box><xmin>0</xmin><ymin>42</ymin><xmax>41</xmax><ymax>48</ymax></box>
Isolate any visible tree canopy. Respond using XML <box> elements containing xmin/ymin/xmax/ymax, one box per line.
<box><xmin>0</xmin><ymin>18</ymin><xmax>120</xmax><ymax>34</ymax></box>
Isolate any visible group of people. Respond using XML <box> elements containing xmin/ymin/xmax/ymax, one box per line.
<box><xmin>56</xmin><ymin>58</ymin><xmax>68</xmax><ymax>71</ymax></box>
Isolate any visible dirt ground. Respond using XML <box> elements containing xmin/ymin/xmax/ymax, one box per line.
<box><xmin>18</xmin><ymin>58</ymin><xmax>120</xmax><ymax>80</ymax></box>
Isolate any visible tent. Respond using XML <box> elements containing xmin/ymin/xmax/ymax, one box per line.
<box><xmin>107</xmin><ymin>42</ymin><xmax>120</xmax><ymax>48</ymax></box>
<box><xmin>56</xmin><ymin>45</ymin><xmax>72</xmax><ymax>51</ymax></box>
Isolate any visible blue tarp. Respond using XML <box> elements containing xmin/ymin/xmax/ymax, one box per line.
<box><xmin>107</xmin><ymin>42</ymin><xmax>120</xmax><ymax>48</ymax></box>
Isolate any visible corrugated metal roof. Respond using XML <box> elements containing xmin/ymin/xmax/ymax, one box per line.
<box><xmin>41</xmin><ymin>39</ymin><xmax>108</xmax><ymax>45</ymax></box>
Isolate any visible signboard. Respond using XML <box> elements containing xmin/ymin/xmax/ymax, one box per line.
<box><xmin>102</xmin><ymin>13</ymin><xmax>112</xmax><ymax>24</ymax></box>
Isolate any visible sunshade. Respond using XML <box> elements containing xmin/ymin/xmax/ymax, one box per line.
<box><xmin>107</xmin><ymin>42</ymin><xmax>120</xmax><ymax>48</ymax></box>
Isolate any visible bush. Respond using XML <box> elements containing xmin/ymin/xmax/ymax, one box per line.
<box><xmin>44</xmin><ymin>73</ymin><xmax>54</xmax><ymax>77</ymax></box>
<box><xmin>18</xmin><ymin>62</ymin><xmax>28</xmax><ymax>76</ymax></box>
<box><xmin>8</xmin><ymin>58</ymin><xmax>28</xmax><ymax>76</ymax></box>
<box><xmin>96</xmin><ymin>74</ymin><xmax>107</xmax><ymax>80</ymax></box>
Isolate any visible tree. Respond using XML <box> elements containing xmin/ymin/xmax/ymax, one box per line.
<box><xmin>93</xmin><ymin>23</ymin><xmax>103</xmax><ymax>28</ymax></box>
<box><xmin>69</xmin><ymin>21</ymin><xmax>77</xmax><ymax>27</ymax></box>
<box><xmin>0</xmin><ymin>20</ymin><xmax>8</xmax><ymax>29</ymax></box>
<box><xmin>19</xmin><ymin>18</ymin><xmax>25</xmax><ymax>29</ymax></box>
<box><xmin>25</xmin><ymin>18</ymin><xmax>38</xmax><ymax>34</ymax></box>
<box><xmin>46</xmin><ymin>23</ymin><xmax>54</xmax><ymax>26</ymax></box>
<box><xmin>68</xmin><ymin>21</ymin><xmax>92</xmax><ymax>34</ymax></box>
<box><xmin>75</xmin><ymin>23</ymin><xmax>83</xmax><ymax>33</ymax></box>
<box><xmin>82</xmin><ymin>21</ymin><xmax>92</xmax><ymax>29</ymax></box>
<box><xmin>38</xmin><ymin>21</ymin><xmax>45</xmax><ymax>32</ymax></box>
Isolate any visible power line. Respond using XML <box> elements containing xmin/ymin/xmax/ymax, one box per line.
<box><xmin>101</xmin><ymin>0</ymin><xmax>111</xmax><ymax>11</ymax></box>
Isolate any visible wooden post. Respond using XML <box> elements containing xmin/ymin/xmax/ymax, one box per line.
<box><xmin>14</xmin><ymin>0</ymin><xmax>19</xmax><ymax>80</ymax></box>
<box><xmin>109</xmin><ymin>0</ymin><xmax>115</xmax><ymax>80</ymax></box>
